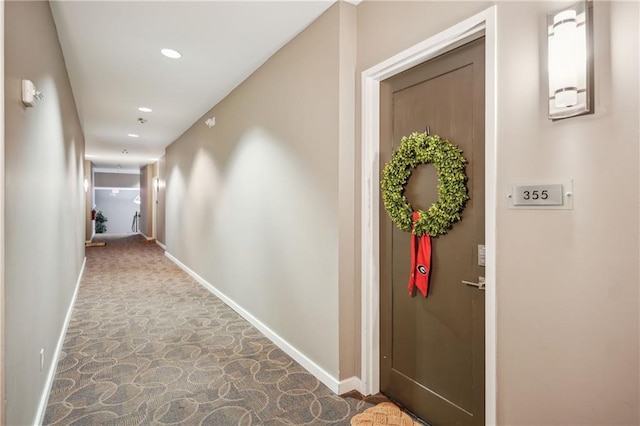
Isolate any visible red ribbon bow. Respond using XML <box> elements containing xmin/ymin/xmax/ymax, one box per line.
<box><xmin>408</xmin><ymin>211</ymin><xmax>432</xmax><ymax>297</ymax></box>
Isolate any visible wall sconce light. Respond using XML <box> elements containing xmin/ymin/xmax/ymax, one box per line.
<box><xmin>21</xmin><ymin>79</ymin><xmax>43</xmax><ymax>107</ymax></box>
<box><xmin>153</xmin><ymin>176</ymin><xmax>160</xmax><ymax>193</ymax></box>
<box><xmin>547</xmin><ymin>0</ymin><xmax>594</xmax><ymax>120</ymax></box>
<box><xmin>83</xmin><ymin>178</ymin><xmax>89</xmax><ymax>192</ymax></box>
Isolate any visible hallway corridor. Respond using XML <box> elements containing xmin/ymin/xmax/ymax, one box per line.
<box><xmin>43</xmin><ymin>235</ymin><xmax>373</xmax><ymax>425</ymax></box>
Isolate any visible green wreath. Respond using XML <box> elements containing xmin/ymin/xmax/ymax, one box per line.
<box><xmin>381</xmin><ymin>132</ymin><xmax>469</xmax><ymax>237</ymax></box>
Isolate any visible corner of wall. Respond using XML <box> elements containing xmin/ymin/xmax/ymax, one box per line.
<box><xmin>0</xmin><ymin>1</ymin><xmax>5</xmax><ymax>423</ymax></box>
<box><xmin>337</xmin><ymin>0</ymin><xmax>360</xmax><ymax>383</ymax></box>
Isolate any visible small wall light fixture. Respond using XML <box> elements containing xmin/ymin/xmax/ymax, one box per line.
<box><xmin>204</xmin><ymin>117</ymin><xmax>215</xmax><ymax>128</ymax></box>
<box><xmin>83</xmin><ymin>178</ymin><xmax>89</xmax><ymax>192</ymax></box>
<box><xmin>153</xmin><ymin>176</ymin><xmax>160</xmax><ymax>193</ymax></box>
<box><xmin>547</xmin><ymin>0</ymin><xmax>594</xmax><ymax>120</ymax></box>
<box><xmin>22</xmin><ymin>80</ymin><xmax>43</xmax><ymax>107</ymax></box>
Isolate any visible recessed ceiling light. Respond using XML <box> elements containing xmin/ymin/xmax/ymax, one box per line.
<box><xmin>161</xmin><ymin>48</ymin><xmax>182</xmax><ymax>59</ymax></box>
<box><xmin>128</xmin><ymin>133</ymin><xmax>139</xmax><ymax>138</ymax></box>
<box><xmin>138</xmin><ymin>107</ymin><xmax>152</xmax><ymax>113</ymax></box>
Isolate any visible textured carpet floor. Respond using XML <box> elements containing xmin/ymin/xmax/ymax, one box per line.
<box><xmin>44</xmin><ymin>234</ymin><xmax>374</xmax><ymax>425</ymax></box>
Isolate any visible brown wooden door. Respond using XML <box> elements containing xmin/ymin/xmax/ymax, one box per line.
<box><xmin>380</xmin><ymin>38</ymin><xmax>485</xmax><ymax>426</ymax></box>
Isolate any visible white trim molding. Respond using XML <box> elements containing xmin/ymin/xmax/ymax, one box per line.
<box><xmin>138</xmin><ymin>231</ymin><xmax>155</xmax><ymax>242</ymax></box>
<box><xmin>34</xmin><ymin>257</ymin><xmax>87</xmax><ymax>426</ymax></box>
<box><xmin>164</xmin><ymin>251</ymin><xmax>344</xmax><ymax>395</ymax></box>
<box><xmin>359</xmin><ymin>6</ymin><xmax>497</xmax><ymax>425</ymax></box>
<box><xmin>337</xmin><ymin>376</ymin><xmax>362</xmax><ymax>395</ymax></box>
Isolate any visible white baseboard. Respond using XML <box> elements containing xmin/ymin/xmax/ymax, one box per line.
<box><xmin>164</xmin><ymin>251</ymin><xmax>346</xmax><ymax>395</ymax></box>
<box><xmin>155</xmin><ymin>240</ymin><xmax>166</xmax><ymax>250</ymax></box>
<box><xmin>138</xmin><ymin>231</ymin><xmax>156</xmax><ymax>242</ymax></box>
<box><xmin>34</xmin><ymin>257</ymin><xmax>86</xmax><ymax>426</ymax></box>
<box><xmin>338</xmin><ymin>376</ymin><xmax>363</xmax><ymax>395</ymax></box>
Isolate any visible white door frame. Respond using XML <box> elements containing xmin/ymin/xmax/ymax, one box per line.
<box><xmin>359</xmin><ymin>6</ymin><xmax>497</xmax><ymax>425</ymax></box>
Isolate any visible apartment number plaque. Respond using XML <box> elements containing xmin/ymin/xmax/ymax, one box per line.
<box><xmin>508</xmin><ymin>181</ymin><xmax>573</xmax><ymax>210</ymax></box>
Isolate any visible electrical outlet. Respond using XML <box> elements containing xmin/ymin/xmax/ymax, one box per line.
<box><xmin>40</xmin><ymin>348</ymin><xmax>44</xmax><ymax>371</ymax></box>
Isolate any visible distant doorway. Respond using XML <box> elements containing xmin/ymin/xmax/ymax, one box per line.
<box><xmin>94</xmin><ymin>188</ymin><xmax>140</xmax><ymax>234</ymax></box>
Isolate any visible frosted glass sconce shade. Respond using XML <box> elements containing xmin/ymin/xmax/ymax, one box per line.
<box><xmin>547</xmin><ymin>1</ymin><xmax>593</xmax><ymax>119</ymax></box>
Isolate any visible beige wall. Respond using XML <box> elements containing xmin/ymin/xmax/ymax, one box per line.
<box><xmin>139</xmin><ymin>164</ymin><xmax>154</xmax><ymax>238</ymax></box>
<box><xmin>357</xmin><ymin>1</ymin><xmax>639</xmax><ymax>424</ymax></box>
<box><xmin>94</xmin><ymin>171</ymin><xmax>140</xmax><ymax>188</ymax></box>
<box><xmin>164</xmin><ymin>3</ymin><xmax>357</xmax><ymax>378</ymax></box>
<box><xmin>494</xmin><ymin>3</ymin><xmax>638</xmax><ymax>424</ymax></box>
<box><xmin>336</xmin><ymin>2</ymin><xmax>358</xmax><ymax>380</ymax></box>
<box><xmin>4</xmin><ymin>1</ymin><xmax>86</xmax><ymax>424</ymax></box>
<box><xmin>157</xmin><ymin>155</ymin><xmax>166</xmax><ymax>245</ymax></box>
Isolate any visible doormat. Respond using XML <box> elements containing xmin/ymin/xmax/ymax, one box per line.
<box><xmin>350</xmin><ymin>402</ymin><xmax>422</xmax><ymax>426</ymax></box>
<box><xmin>85</xmin><ymin>241</ymin><xmax>106</xmax><ymax>247</ymax></box>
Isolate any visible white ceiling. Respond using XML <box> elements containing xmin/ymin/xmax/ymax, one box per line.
<box><xmin>50</xmin><ymin>0</ymin><xmax>336</xmax><ymax>171</ymax></box>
